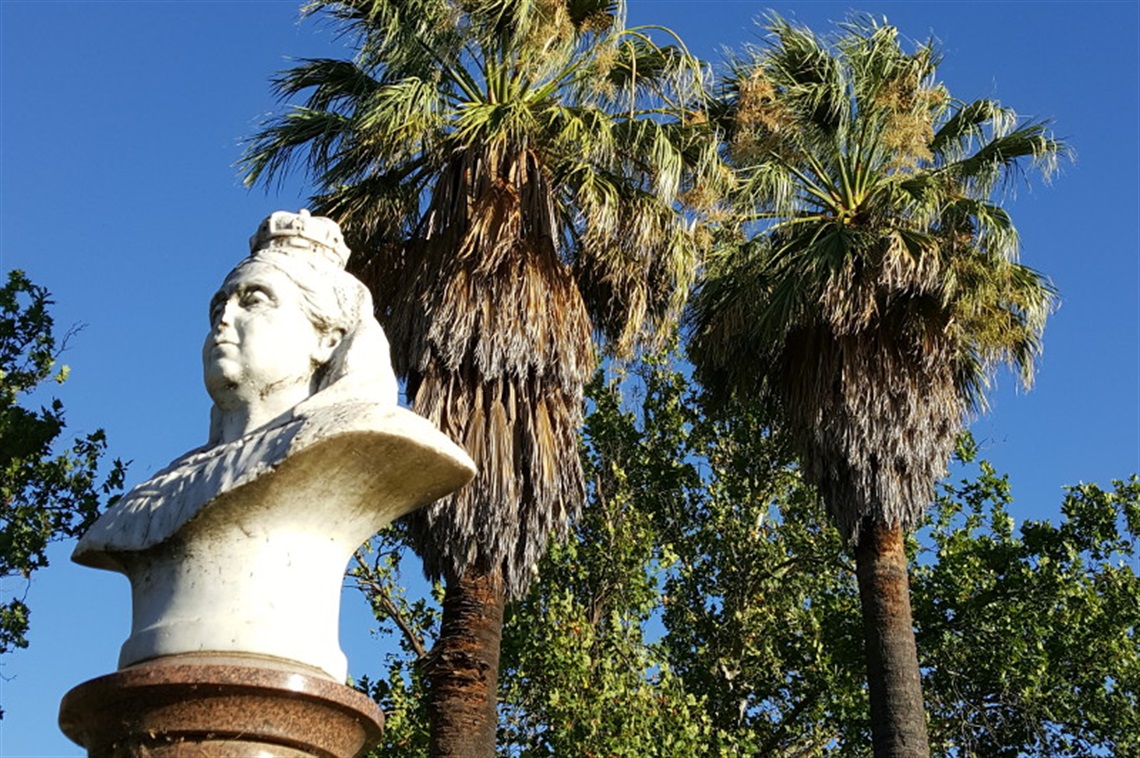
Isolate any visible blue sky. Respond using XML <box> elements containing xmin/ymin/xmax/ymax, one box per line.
<box><xmin>1</xmin><ymin>1</ymin><xmax>1137</xmax><ymax>754</ymax></box>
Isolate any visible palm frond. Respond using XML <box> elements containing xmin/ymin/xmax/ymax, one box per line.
<box><xmin>940</xmin><ymin>122</ymin><xmax>1063</xmax><ymax>197</ymax></box>
<box><xmin>245</xmin><ymin>0</ymin><xmax>722</xmax><ymax>594</ymax></box>
<box><xmin>929</xmin><ymin>98</ymin><xmax>1015</xmax><ymax>160</ymax></box>
<box><xmin>241</xmin><ymin>107</ymin><xmax>353</xmax><ymax>190</ymax></box>
<box><xmin>689</xmin><ymin>12</ymin><xmax>1065</xmax><ymax>542</ymax></box>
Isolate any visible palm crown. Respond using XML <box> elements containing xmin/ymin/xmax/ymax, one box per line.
<box><xmin>242</xmin><ymin>0</ymin><xmax>719</xmax><ymax>593</ymax></box>
<box><xmin>690</xmin><ymin>15</ymin><xmax>1064</xmax><ymax>541</ymax></box>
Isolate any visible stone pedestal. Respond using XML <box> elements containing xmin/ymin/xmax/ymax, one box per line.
<box><xmin>58</xmin><ymin>656</ymin><xmax>383</xmax><ymax>757</ymax></box>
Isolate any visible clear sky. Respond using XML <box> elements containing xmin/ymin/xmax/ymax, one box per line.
<box><xmin>1</xmin><ymin>1</ymin><xmax>1137</xmax><ymax>754</ymax></box>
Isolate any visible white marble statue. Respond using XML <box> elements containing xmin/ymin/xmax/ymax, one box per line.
<box><xmin>74</xmin><ymin>210</ymin><xmax>474</xmax><ymax>681</ymax></box>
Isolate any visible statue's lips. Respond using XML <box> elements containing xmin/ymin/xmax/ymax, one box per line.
<box><xmin>205</xmin><ymin>342</ymin><xmax>239</xmax><ymax>366</ymax></box>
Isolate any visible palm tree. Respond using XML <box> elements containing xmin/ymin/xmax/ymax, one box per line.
<box><xmin>688</xmin><ymin>16</ymin><xmax>1063</xmax><ymax>756</ymax></box>
<box><xmin>241</xmin><ymin>1</ymin><xmax>719</xmax><ymax>753</ymax></box>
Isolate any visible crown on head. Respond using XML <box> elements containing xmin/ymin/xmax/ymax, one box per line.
<box><xmin>249</xmin><ymin>209</ymin><xmax>351</xmax><ymax>268</ymax></box>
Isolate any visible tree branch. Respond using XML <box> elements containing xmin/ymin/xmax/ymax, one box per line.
<box><xmin>351</xmin><ymin>549</ymin><xmax>428</xmax><ymax>660</ymax></box>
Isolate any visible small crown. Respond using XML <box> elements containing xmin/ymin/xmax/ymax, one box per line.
<box><xmin>249</xmin><ymin>209</ymin><xmax>351</xmax><ymax>268</ymax></box>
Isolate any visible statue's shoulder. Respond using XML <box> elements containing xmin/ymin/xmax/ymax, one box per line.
<box><xmin>73</xmin><ymin>399</ymin><xmax>469</xmax><ymax>569</ymax></box>
<box><xmin>73</xmin><ymin>416</ymin><xmax>307</xmax><ymax>567</ymax></box>
<box><xmin>291</xmin><ymin>399</ymin><xmax>448</xmax><ymax>450</ymax></box>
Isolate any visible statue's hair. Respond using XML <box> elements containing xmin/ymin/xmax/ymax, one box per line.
<box><xmin>206</xmin><ymin>248</ymin><xmax>399</xmax><ymax>446</ymax></box>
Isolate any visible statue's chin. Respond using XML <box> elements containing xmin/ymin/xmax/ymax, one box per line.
<box><xmin>203</xmin><ymin>364</ymin><xmax>243</xmax><ymax>405</ymax></box>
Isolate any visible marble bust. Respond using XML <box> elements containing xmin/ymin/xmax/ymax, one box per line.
<box><xmin>73</xmin><ymin>210</ymin><xmax>474</xmax><ymax>681</ymax></box>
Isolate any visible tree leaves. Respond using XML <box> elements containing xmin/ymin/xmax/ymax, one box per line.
<box><xmin>0</xmin><ymin>271</ymin><xmax>124</xmax><ymax>695</ymax></box>
<box><xmin>689</xmin><ymin>15</ymin><xmax>1065</xmax><ymax>545</ymax></box>
<box><xmin>916</xmin><ymin>454</ymin><xmax>1139</xmax><ymax>756</ymax></box>
<box><xmin>242</xmin><ymin>0</ymin><xmax>723</xmax><ymax>597</ymax></box>
<box><xmin>352</xmin><ymin>355</ymin><xmax>1137</xmax><ymax>755</ymax></box>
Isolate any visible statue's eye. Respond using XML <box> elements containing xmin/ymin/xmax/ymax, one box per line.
<box><xmin>241</xmin><ymin>287</ymin><xmax>273</xmax><ymax>309</ymax></box>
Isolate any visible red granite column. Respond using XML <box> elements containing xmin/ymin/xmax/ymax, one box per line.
<box><xmin>59</xmin><ymin>655</ymin><xmax>383</xmax><ymax>757</ymax></box>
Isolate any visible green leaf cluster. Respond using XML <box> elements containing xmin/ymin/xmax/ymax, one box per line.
<box><xmin>0</xmin><ymin>270</ymin><xmax>124</xmax><ymax>712</ymax></box>
<box><xmin>351</xmin><ymin>524</ymin><xmax>438</xmax><ymax>756</ymax></box>
<box><xmin>353</xmin><ymin>353</ymin><xmax>1137</xmax><ymax>756</ymax></box>
<box><xmin>916</xmin><ymin>460</ymin><xmax>1139</xmax><ymax>756</ymax></box>
<box><xmin>495</xmin><ymin>367</ymin><xmax>711</xmax><ymax>756</ymax></box>
<box><xmin>562</xmin><ymin>357</ymin><xmax>870</xmax><ymax>755</ymax></box>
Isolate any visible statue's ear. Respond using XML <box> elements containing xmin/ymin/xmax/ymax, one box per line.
<box><xmin>313</xmin><ymin>328</ymin><xmax>345</xmax><ymax>366</ymax></box>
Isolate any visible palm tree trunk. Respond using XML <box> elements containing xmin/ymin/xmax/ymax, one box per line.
<box><xmin>425</xmin><ymin>566</ymin><xmax>505</xmax><ymax>758</ymax></box>
<box><xmin>854</xmin><ymin>521</ymin><xmax>930</xmax><ymax>757</ymax></box>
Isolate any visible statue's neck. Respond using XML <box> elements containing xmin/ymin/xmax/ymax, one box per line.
<box><xmin>213</xmin><ymin>382</ymin><xmax>312</xmax><ymax>444</ymax></box>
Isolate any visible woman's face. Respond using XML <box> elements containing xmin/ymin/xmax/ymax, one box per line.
<box><xmin>202</xmin><ymin>261</ymin><xmax>336</xmax><ymax>406</ymax></box>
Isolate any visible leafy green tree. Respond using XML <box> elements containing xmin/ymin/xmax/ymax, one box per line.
<box><xmin>242</xmin><ymin>1</ymin><xmax>719</xmax><ymax>752</ymax></box>
<box><xmin>658</xmin><ymin>394</ymin><xmax>867</xmax><ymax>755</ymax></box>
<box><xmin>351</xmin><ymin>526</ymin><xmax>437</xmax><ymax>756</ymax></box>
<box><xmin>580</xmin><ymin>360</ymin><xmax>1137</xmax><ymax>757</ymax></box>
<box><xmin>352</xmin><ymin>355</ymin><xmax>1137</xmax><ymax>756</ymax></box>
<box><xmin>916</xmin><ymin>450</ymin><xmax>1139</xmax><ymax>757</ymax></box>
<box><xmin>0</xmin><ymin>270</ymin><xmax>124</xmax><ymax>711</ymax></box>
<box><xmin>352</xmin><ymin>368</ymin><xmax>716</xmax><ymax>758</ymax></box>
<box><xmin>661</xmin><ymin>425</ymin><xmax>1139</xmax><ymax>756</ymax></box>
<box><xmin>495</xmin><ymin>369</ymin><xmax>711</xmax><ymax>756</ymax></box>
<box><xmin>688</xmin><ymin>15</ymin><xmax>1064</xmax><ymax>754</ymax></box>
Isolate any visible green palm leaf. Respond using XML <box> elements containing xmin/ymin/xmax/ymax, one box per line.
<box><xmin>689</xmin><ymin>11</ymin><xmax>1064</xmax><ymax>542</ymax></box>
<box><xmin>242</xmin><ymin>0</ymin><xmax>723</xmax><ymax>597</ymax></box>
